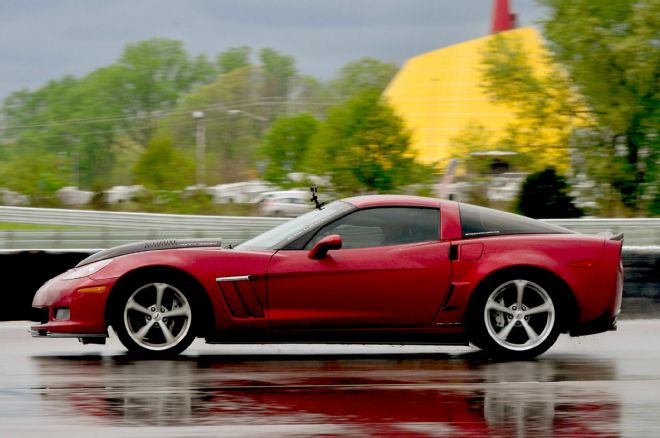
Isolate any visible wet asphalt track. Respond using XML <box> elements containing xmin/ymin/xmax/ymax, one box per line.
<box><xmin>1</xmin><ymin>319</ymin><xmax>660</xmax><ymax>437</ymax></box>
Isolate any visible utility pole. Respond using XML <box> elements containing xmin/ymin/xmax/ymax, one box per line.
<box><xmin>72</xmin><ymin>151</ymin><xmax>80</xmax><ymax>187</ymax></box>
<box><xmin>192</xmin><ymin>111</ymin><xmax>206</xmax><ymax>186</ymax></box>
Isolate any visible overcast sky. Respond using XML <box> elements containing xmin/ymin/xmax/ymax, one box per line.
<box><xmin>0</xmin><ymin>0</ymin><xmax>547</xmax><ymax>101</ymax></box>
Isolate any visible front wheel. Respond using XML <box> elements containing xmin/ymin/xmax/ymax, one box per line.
<box><xmin>468</xmin><ymin>275</ymin><xmax>561</xmax><ymax>360</ymax></box>
<box><xmin>113</xmin><ymin>278</ymin><xmax>197</xmax><ymax>357</ymax></box>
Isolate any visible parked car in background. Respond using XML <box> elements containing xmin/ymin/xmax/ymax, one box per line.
<box><xmin>0</xmin><ymin>188</ymin><xmax>28</xmax><ymax>206</ymax></box>
<box><xmin>257</xmin><ymin>190</ymin><xmax>314</xmax><ymax>217</ymax></box>
<box><xmin>204</xmin><ymin>181</ymin><xmax>274</xmax><ymax>204</ymax></box>
<box><xmin>57</xmin><ymin>186</ymin><xmax>94</xmax><ymax>206</ymax></box>
<box><xmin>104</xmin><ymin>185</ymin><xmax>145</xmax><ymax>204</ymax></box>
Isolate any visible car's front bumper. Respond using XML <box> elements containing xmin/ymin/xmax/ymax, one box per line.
<box><xmin>30</xmin><ymin>274</ymin><xmax>114</xmax><ymax>337</ymax></box>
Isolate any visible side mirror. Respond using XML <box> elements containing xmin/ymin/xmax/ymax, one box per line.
<box><xmin>308</xmin><ymin>234</ymin><xmax>342</xmax><ymax>259</ymax></box>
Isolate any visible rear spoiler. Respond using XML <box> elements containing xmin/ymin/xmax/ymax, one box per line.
<box><xmin>610</xmin><ymin>232</ymin><xmax>624</xmax><ymax>241</ymax></box>
<box><xmin>598</xmin><ymin>231</ymin><xmax>624</xmax><ymax>241</ymax></box>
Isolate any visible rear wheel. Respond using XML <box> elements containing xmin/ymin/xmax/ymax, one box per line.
<box><xmin>113</xmin><ymin>278</ymin><xmax>197</xmax><ymax>357</ymax></box>
<box><xmin>468</xmin><ymin>275</ymin><xmax>561</xmax><ymax>360</ymax></box>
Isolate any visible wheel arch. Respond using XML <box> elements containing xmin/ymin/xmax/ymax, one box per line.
<box><xmin>105</xmin><ymin>265</ymin><xmax>215</xmax><ymax>338</ymax></box>
<box><xmin>464</xmin><ymin>265</ymin><xmax>579</xmax><ymax>333</ymax></box>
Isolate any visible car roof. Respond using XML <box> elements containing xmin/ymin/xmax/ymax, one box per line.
<box><xmin>342</xmin><ymin>195</ymin><xmax>442</xmax><ymax>209</ymax></box>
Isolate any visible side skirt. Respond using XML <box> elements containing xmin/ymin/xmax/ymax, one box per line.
<box><xmin>206</xmin><ymin>328</ymin><xmax>468</xmax><ymax>345</ymax></box>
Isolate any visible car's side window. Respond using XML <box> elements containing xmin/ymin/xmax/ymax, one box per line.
<box><xmin>305</xmin><ymin>207</ymin><xmax>439</xmax><ymax>249</ymax></box>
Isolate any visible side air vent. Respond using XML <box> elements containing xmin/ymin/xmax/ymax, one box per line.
<box><xmin>216</xmin><ymin>276</ymin><xmax>264</xmax><ymax>318</ymax></box>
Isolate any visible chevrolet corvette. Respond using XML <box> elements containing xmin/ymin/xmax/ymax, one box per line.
<box><xmin>31</xmin><ymin>195</ymin><xmax>623</xmax><ymax>359</ymax></box>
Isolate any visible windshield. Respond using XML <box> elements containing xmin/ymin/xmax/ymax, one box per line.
<box><xmin>236</xmin><ymin>201</ymin><xmax>354</xmax><ymax>250</ymax></box>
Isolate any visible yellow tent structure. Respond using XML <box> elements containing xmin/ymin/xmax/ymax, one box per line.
<box><xmin>383</xmin><ymin>27</ymin><xmax>568</xmax><ymax>171</ymax></box>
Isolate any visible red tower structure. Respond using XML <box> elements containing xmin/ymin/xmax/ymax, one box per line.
<box><xmin>491</xmin><ymin>0</ymin><xmax>517</xmax><ymax>33</ymax></box>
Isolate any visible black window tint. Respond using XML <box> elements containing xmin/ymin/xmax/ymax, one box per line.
<box><xmin>305</xmin><ymin>207</ymin><xmax>439</xmax><ymax>249</ymax></box>
<box><xmin>459</xmin><ymin>203</ymin><xmax>574</xmax><ymax>238</ymax></box>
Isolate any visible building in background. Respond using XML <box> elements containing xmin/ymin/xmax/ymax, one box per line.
<box><xmin>384</xmin><ymin>0</ymin><xmax>566</xmax><ymax>174</ymax></box>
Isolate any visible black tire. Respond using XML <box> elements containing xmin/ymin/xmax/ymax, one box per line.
<box><xmin>112</xmin><ymin>275</ymin><xmax>198</xmax><ymax>357</ymax></box>
<box><xmin>467</xmin><ymin>273</ymin><xmax>562</xmax><ymax>360</ymax></box>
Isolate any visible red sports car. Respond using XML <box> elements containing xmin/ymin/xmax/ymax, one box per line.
<box><xmin>31</xmin><ymin>195</ymin><xmax>623</xmax><ymax>359</ymax></box>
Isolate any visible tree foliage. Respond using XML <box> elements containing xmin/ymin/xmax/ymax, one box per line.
<box><xmin>517</xmin><ymin>168</ymin><xmax>583</xmax><ymax>218</ymax></box>
<box><xmin>217</xmin><ymin>46</ymin><xmax>252</xmax><ymax>74</ymax></box>
<box><xmin>132</xmin><ymin>135</ymin><xmax>194</xmax><ymax>190</ymax></box>
<box><xmin>259</xmin><ymin>48</ymin><xmax>296</xmax><ymax>99</ymax></box>
<box><xmin>1</xmin><ymin>38</ymin><xmax>217</xmax><ymax>191</ymax></box>
<box><xmin>480</xmin><ymin>32</ymin><xmax>580</xmax><ymax>173</ymax></box>
<box><xmin>0</xmin><ymin>36</ymin><xmax>411</xmax><ymax>205</ymax></box>
<box><xmin>329</xmin><ymin>57</ymin><xmax>399</xmax><ymax>98</ymax></box>
<box><xmin>171</xmin><ymin>65</ymin><xmax>269</xmax><ymax>183</ymax></box>
<box><xmin>481</xmin><ymin>0</ymin><xmax>659</xmax><ymax>214</ymax></box>
<box><xmin>539</xmin><ymin>0</ymin><xmax>659</xmax><ymax>212</ymax></box>
<box><xmin>117</xmin><ymin>38</ymin><xmax>217</xmax><ymax>143</ymax></box>
<box><xmin>2</xmin><ymin>73</ymin><xmax>122</xmax><ymax>189</ymax></box>
<box><xmin>0</xmin><ymin>150</ymin><xmax>68</xmax><ymax>202</ymax></box>
<box><xmin>260</xmin><ymin>114</ymin><xmax>319</xmax><ymax>183</ymax></box>
<box><xmin>309</xmin><ymin>90</ymin><xmax>431</xmax><ymax>194</ymax></box>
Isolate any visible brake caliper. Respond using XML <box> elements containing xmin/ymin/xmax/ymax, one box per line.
<box><xmin>495</xmin><ymin>298</ymin><xmax>506</xmax><ymax>327</ymax></box>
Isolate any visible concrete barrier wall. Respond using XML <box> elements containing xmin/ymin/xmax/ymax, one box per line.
<box><xmin>1</xmin><ymin>250</ymin><xmax>93</xmax><ymax>321</ymax></box>
<box><xmin>1</xmin><ymin>248</ymin><xmax>657</xmax><ymax>321</ymax></box>
<box><xmin>622</xmin><ymin>248</ymin><xmax>659</xmax><ymax>299</ymax></box>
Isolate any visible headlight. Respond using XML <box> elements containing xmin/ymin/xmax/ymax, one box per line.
<box><xmin>61</xmin><ymin>259</ymin><xmax>114</xmax><ymax>280</ymax></box>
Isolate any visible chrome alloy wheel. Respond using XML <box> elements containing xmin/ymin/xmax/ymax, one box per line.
<box><xmin>484</xmin><ymin>279</ymin><xmax>555</xmax><ymax>352</ymax></box>
<box><xmin>123</xmin><ymin>282</ymin><xmax>192</xmax><ymax>351</ymax></box>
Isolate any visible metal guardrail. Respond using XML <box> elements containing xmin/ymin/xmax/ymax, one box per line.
<box><xmin>0</xmin><ymin>206</ymin><xmax>287</xmax><ymax>230</ymax></box>
<box><xmin>1</xmin><ymin>206</ymin><xmax>658</xmax><ymax>249</ymax></box>
<box><xmin>544</xmin><ymin>218</ymin><xmax>660</xmax><ymax>247</ymax></box>
<box><xmin>0</xmin><ymin>230</ymin><xmax>249</xmax><ymax>249</ymax></box>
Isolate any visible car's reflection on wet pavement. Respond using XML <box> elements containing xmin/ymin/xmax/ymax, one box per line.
<box><xmin>2</xmin><ymin>320</ymin><xmax>660</xmax><ymax>437</ymax></box>
<box><xmin>32</xmin><ymin>354</ymin><xmax>620</xmax><ymax>436</ymax></box>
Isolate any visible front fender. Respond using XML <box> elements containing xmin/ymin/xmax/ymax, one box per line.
<box><xmin>90</xmin><ymin>247</ymin><xmax>275</xmax><ymax>333</ymax></box>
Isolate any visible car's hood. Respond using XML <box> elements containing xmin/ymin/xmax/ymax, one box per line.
<box><xmin>75</xmin><ymin>238</ymin><xmax>222</xmax><ymax>267</ymax></box>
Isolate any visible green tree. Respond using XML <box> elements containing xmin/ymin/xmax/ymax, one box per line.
<box><xmin>260</xmin><ymin>114</ymin><xmax>319</xmax><ymax>183</ymax></box>
<box><xmin>259</xmin><ymin>48</ymin><xmax>296</xmax><ymax>99</ymax></box>
<box><xmin>517</xmin><ymin>168</ymin><xmax>583</xmax><ymax>218</ymax></box>
<box><xmin>288</xmin><ymin>75</ymin><xmax>331</xmax><ymax>118</ymax></box>
<box><xmin>171</xmin><ymin>66</ymin><xmax>266</xmax><ymax>183</ymax></box>
<box><xmin>480</xmin><ymin>32</ymin><xmax>583</xmax><ymax>173</ymax></box>
<box><xmin>217</xmin><ymin>46</ymin><xmax>252</xmax><ymax>73</ymax></box>
<box><xmin>482</xmin><ymin>0</ymin><xmax>659</xmax><ymax>214</ymax></box>
<box><xmin>309</xmin><ymin>90</ymin><xmax>432</xmax><ymax>195</ymax></box>
<box><xmin>1</xmin><ymin>150</ymin><xmax>68</xmax><ymax>202</ymax></box>
<box><xmin>133</xmin><ymin>135</ymin><xmax>194</xmax><ymax>190</ymax></box>
<box><xmin>329</xmin><ymin>57</ymin><xmax>399</xmax><ymax>98</ymax></box>
<box><xmin>1</xmin><ymin>73</ymin><xmax>121</xmax><ymax>188</ymax></box>
<box><xmin>540</xmin><ymin>0</ymin><xmax>659</xmax><ymax>212</ymax></box>
<box><xmin>118</xmin><ymin>38</ymin><xmax>217</xmax><ymax>144</ymax></box>
<box><xmin>1</xmin><ymin>38</ymin><xmax>218</xmax><ymax>193</ymax></box>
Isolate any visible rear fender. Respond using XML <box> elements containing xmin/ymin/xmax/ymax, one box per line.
<box><xmin>433</xmin><ymin>235</ymin><xmax>605</xmax><ymax>327</ymax></box>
